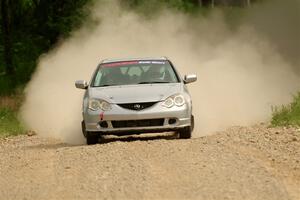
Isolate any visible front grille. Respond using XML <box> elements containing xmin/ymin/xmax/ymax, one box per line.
<box><xmin>112</xmin><ymin>119</ymin><xmax>164</xmax><ymax>128</ymax></box>
<box><xmin>118</xmin><ymin>102</ymin><xmax>157</xmax><ymax>111</ymax></box>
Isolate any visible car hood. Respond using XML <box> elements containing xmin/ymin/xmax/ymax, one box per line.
<box><xmin>89</xmin><ymin>83</ymin><xmax>182</xmax><ymax>104</ymax></box>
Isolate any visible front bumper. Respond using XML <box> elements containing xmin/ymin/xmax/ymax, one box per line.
<box><xmin>83</xmin><ymin>102</ymin><xmax>191</xmax><ymax>135</ymax></box>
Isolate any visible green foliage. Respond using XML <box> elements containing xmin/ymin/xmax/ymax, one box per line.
<box><xmin>0</xmin><ymin>107</ymin><xmax>25</xmax><ymax>137</ymax></box>
<box><xmin>122</xmin><ymin>0</ymin><xmax>200</xmax><ymax>15</ymax></box>
<box><xmin>0</xmin><ymin>0</ymin><xmax>91</xmax><ymax>95</ymax></box>
<box><xmin>0</xmin><ymin>76</ymin><xmax>13</xmax><ymax>95</ymax></box>
<box><xmin>271</xmin><ymin>93</ymin><xmax>300</xmax><ymax>126</ymax></box>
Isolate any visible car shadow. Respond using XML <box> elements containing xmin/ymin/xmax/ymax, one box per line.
<box><xmin>25</xmin><ymin>132</ymin><xmax>178</xmax><ymax>149</ymax></box>
<box><xmin>99</xmin><ymin>132</ymin><xmax>178</xmax><ymax>144</ymax></box>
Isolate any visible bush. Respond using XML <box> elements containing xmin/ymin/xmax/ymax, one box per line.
<box><xmin>0</xmin><ymin>107</ymin><xmax>25</xmax><ymax>137</ymax></box>
<box><xmin>0</xmin><ymin>93</ymin><xmax>25</xmax><ymax>137</ymax></box>
<box><xmin>271</xmin><ymin>92</ymin><xmax>300</xmax><ymax>126</ymax></box>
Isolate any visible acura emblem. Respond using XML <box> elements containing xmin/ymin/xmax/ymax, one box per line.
<box><xmin>134</xmin><ymin>104</ymin><xmax>141</xmax><ymax>110</ymax></box>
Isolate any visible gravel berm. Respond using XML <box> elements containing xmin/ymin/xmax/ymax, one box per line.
<box><xmin>0</xmin><ymin>124</ymin><xmax>299</xmax><ymax>200</ymax></box>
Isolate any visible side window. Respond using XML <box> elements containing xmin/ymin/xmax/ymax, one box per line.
<box><xmin>164</xmin><ymin>65</ymin><xmax>178</xmax><ymax>82</ymax></box>
<box><xmin>94</xmin><ymin>70</ymin><xmax>103</xmax><ymax>86</ymax></box>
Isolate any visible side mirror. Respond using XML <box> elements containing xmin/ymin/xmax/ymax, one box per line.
<box><xmin>184</xmin><ymin>74</ymin><xmax>197</xmax><ymax>84</ymax></box>
<box><xmin>75</xmin><ymin>80</ymin><xmax>88</xmax><ymax>89</ymax></box>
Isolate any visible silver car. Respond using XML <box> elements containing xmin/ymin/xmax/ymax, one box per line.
<box><xmin>75</xmin><ymin>57</ymin><xmax>197</xmax><ymax>144</ymax></box>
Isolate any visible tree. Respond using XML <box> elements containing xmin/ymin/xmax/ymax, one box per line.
<box><xmin>246</xmin><ymin>0</ymin><xmax>251</xmax><ymax>6</ymax></box>
<box><xmin>1</xmin><ymin>0</ymin><xmax>15</xmax><ymax>79</ymax></box>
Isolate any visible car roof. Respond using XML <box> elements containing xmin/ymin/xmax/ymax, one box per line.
<box><xmin>101</xmin><ymin>57</ymin><xmax>168</xmax><ymax>64</ymax></box>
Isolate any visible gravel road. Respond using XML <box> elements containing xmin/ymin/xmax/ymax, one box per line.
<box><xmin>0</xmin><ymin>125</ymin><xmax>299</xmax><ymax>200</ymax></box>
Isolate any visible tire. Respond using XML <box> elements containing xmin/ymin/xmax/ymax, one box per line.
<box><xmin>179</xmin><ymin>126</ymin><xmax>192</xmax><ymax>139</ymax></box>
<box><xmin>82</xmin><ymin>120</ymin><xmax>100</xmax><ymax>145</ymax></box>
<box><xmin>86</xmin><ymin>132</ymin><xmax>99</xmax><ymax>145</ymax></box>
<box><xmin>81</xmin><ymin>121</ymin><xmax>87</xmax><ymax>137</ymax></box>
<box><xmin>191</xmin><ymin>115</ymin><xmax>195</xmax><ymax>132</ymax></box>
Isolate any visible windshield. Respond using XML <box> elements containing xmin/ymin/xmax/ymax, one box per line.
<box><xmin>91</xmin><ymin>60</ymin><xmax>180</xmax><ymax>87</ymax></box>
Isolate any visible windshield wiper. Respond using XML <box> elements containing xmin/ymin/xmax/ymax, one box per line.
<box><xmin>138</xmin><ymin>81</ymin><xmax>170</xmax><ymax>84</ymax></box>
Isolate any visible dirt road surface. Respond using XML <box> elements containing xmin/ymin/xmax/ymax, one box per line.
<box><xmin>0</xmin><ymin>125</ymin><xmax>299</xmax><ymax>200</ymax></box>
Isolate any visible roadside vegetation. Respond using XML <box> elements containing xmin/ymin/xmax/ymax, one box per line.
<box><xmin>0</xmin><ymin>94</ymin><xmax>25</xmax><ymax>137</ymax></box>
<box><xmin>0</xmin><ymin>107</ymin><xmax>25</xmax><ymax>137</ymax></box>
<box><xmin>271</xmin><ymin>93</ymin><xmax>300</xmax><ymax>127</ymax></box>
<box><xmin>0</xmin><ymin>0</ymin><xmax>91</xmax><ymax>137</ymax></box>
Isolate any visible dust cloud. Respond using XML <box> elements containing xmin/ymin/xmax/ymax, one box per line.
<box><xmin>20</xmin><ymin>0</ymin><xmax>300</xmax><ymax>144</ymax></box>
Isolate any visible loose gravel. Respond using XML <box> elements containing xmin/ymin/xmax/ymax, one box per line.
<box><xmin>0</xmin><ymin>124</ymin><xmax>299</xmax><ymax>200</ymax></box>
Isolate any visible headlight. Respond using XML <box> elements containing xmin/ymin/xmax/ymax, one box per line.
<box><xmin>174</xmin><ymin>95</ymin><xmax>185</xmax><ymax>106</ymax></box>
<box><xmin>162</xmin><ymin>97</ymin><xmax>174</xmax><ymax>108</ymax></box>
<box><xmin>88</xmin><ymin>99</ymin><xmax>112</xmax><ymax>111</ymax></box>
<box><xmin>162</xmin><ymin>94</ymin><xmax>185</xmax><ymax>108</ymax></box>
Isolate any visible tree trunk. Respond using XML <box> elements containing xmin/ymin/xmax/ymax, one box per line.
<box><xmin>246</xmin><ymin>0</ymin><xmax>251</xmax><ymax>7</ymax></box>
<box><xmin>198</xmin><ymin>0</ymin><xmax>202</xmax><ymax>6</ymax></box>
<box><xmin>1</xmin><ymin>0</ymin><xmax>15</xmax><ymax>78</ymax></box>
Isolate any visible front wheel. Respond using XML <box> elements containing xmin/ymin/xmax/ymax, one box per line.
<box><xmin>81</xmin><ymin>121</ymin><xmax>87</xmax><ymax>137</ymax></box>
<box><xmin>82</xmin><ymin>121</ymin><xmax>99</xmax><ymax>145</ymax></box>
<box><xmin>191</xmin><ymin>115</ymin><xmax>194</xmax><ymax>132</ymax></box>
<box><xmin>86</xmin><ymin>133</ymin><xmax>99</xmax><ymax>145</ymax></box>
<box><xmin>178</xmin><ymin>126</ymin><xmax>192</xmax><ymax>139</ymax></box>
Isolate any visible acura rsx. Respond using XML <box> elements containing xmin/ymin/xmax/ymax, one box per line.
<box><xmin>75</xmin><ymin>57</ymin><xmax>197</xmax><ymax>144</ymax></box>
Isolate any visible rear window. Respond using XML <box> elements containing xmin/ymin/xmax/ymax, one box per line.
<box><xmin>91</xmin><ymin>60</ymin><xmax>179</xmax><ymax>87</ymax></box>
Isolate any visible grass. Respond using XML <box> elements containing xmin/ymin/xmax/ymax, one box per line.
<box><xmin>0</xmin><ymin>95</ymin><xmax>26</xmax><ymax>137</ymax></box>
<box><xmin>271</xmin><ymin>92</ymin><xmax>300</xmax><ymax>126</ymax></box>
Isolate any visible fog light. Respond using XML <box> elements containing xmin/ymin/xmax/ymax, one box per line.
<box><xmin>99</xmin><ymin>121</ymin><xmax>108</xmax><ymax>128</ymax></box>
<box><xmin>168</xmin><ymin>118</ymin><xmax>177</xmax><ymax>125</ymax></box>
